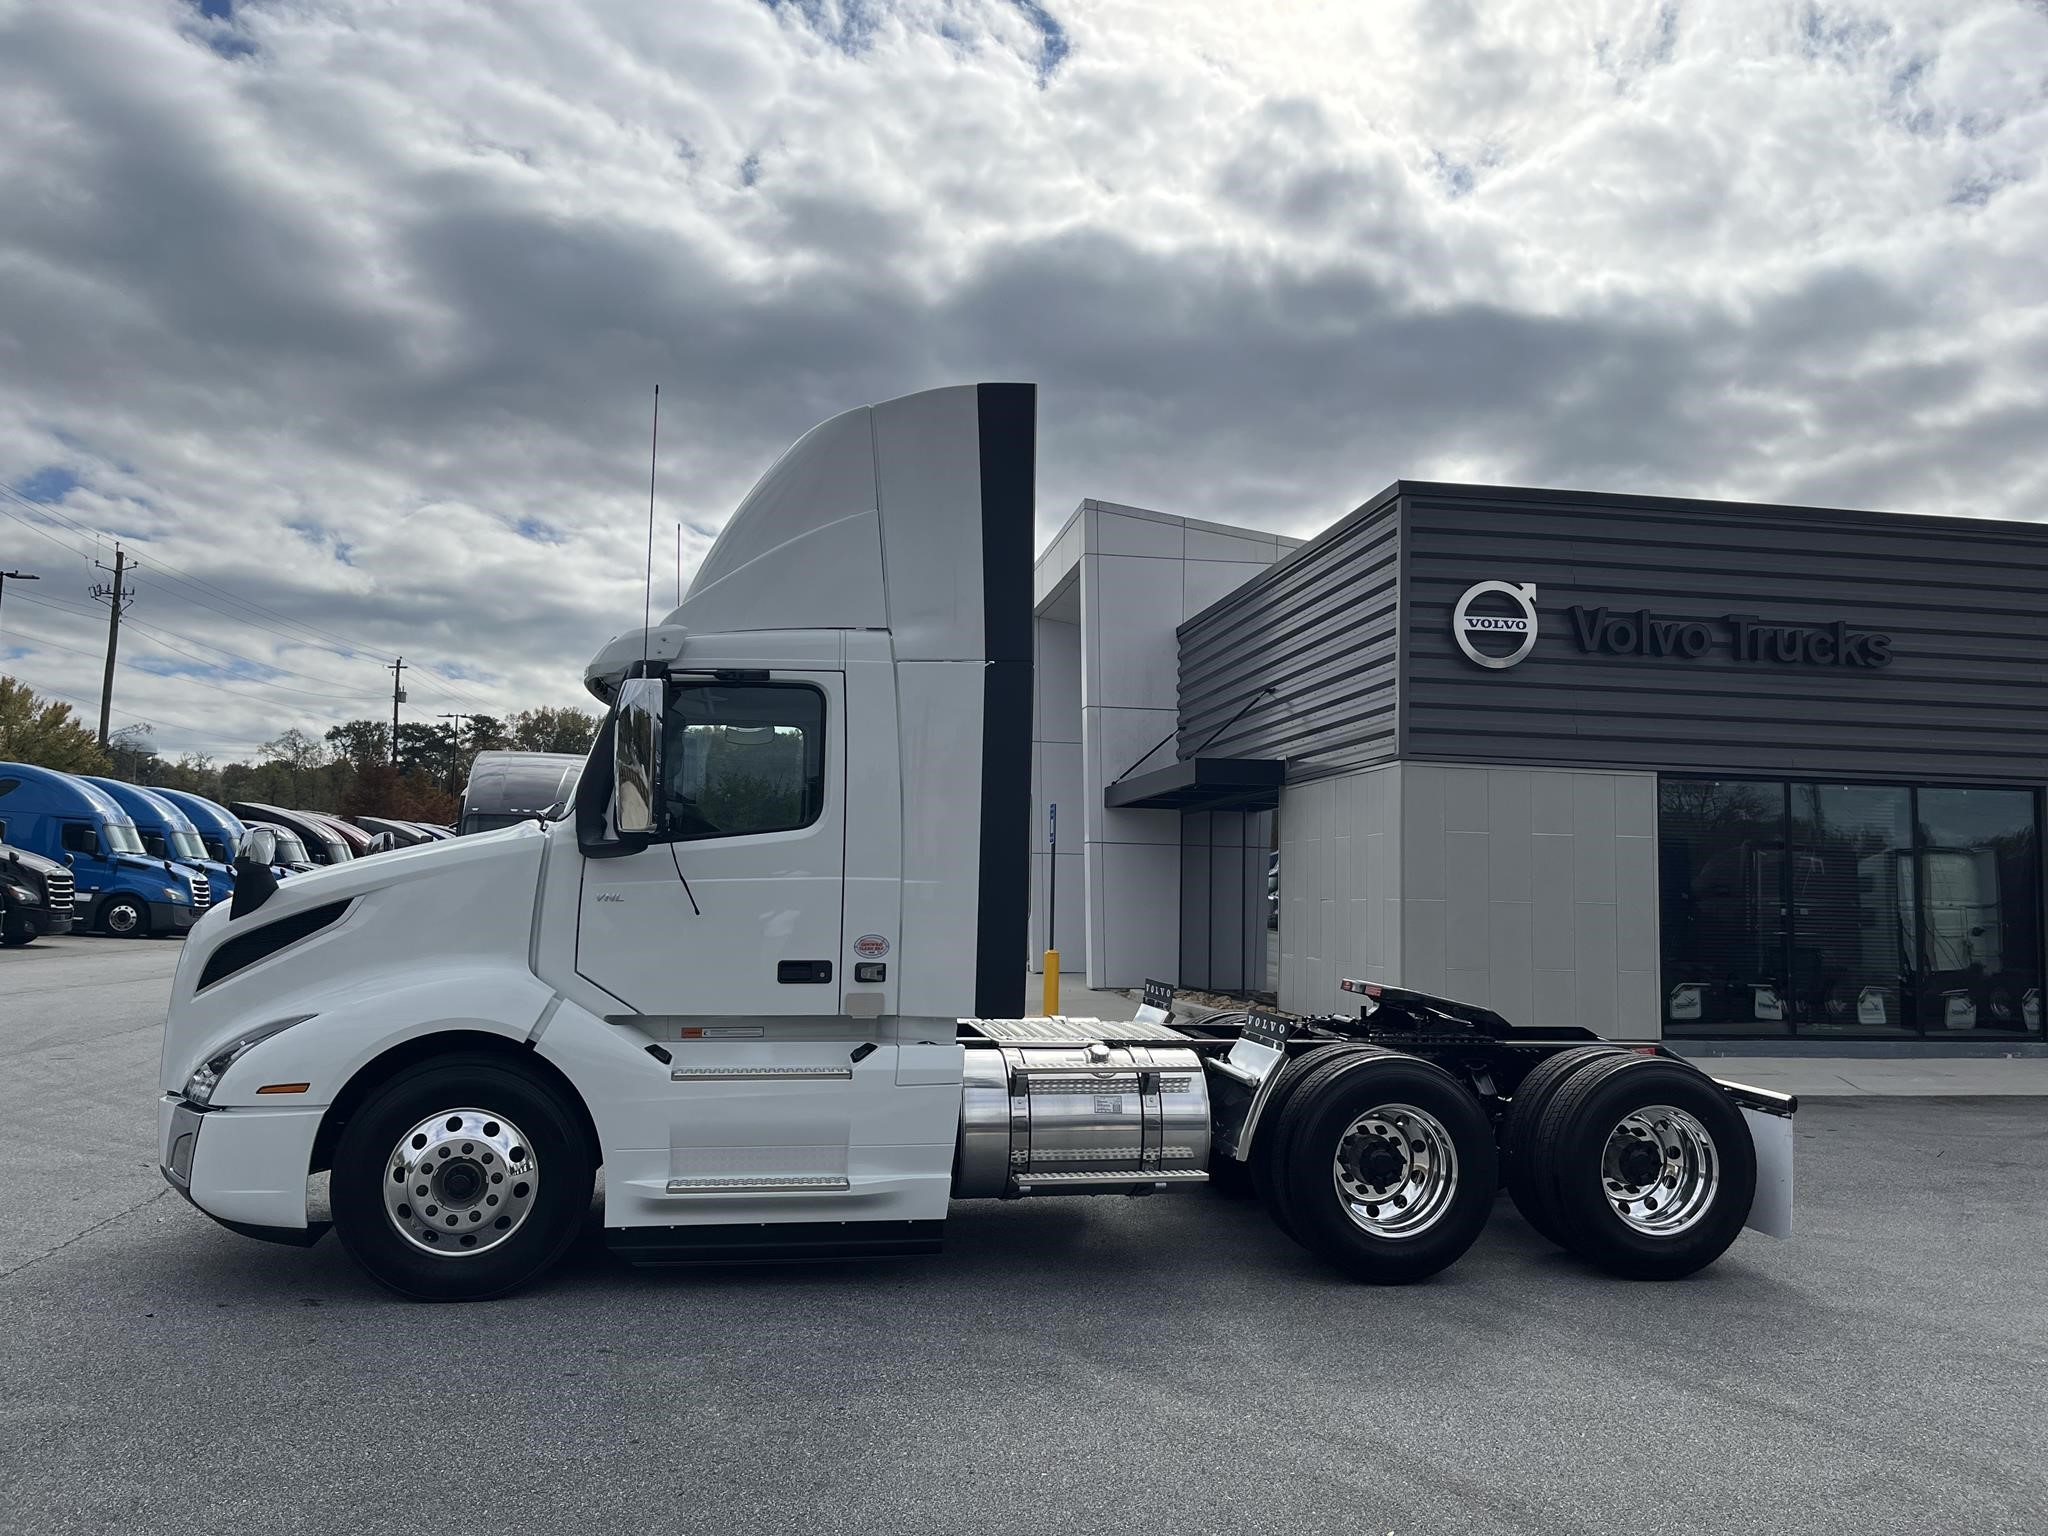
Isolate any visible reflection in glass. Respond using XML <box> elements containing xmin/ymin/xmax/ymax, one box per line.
<box><xmin>1791</xmin><ymin>784</ymin><xmax>1912</xmax><ymax>1035</ymax></box>
<box><xmin>1659</xmin><ymin>780</ymin><xmax>1791</xmax><ymax>1036</ymax></box>
<box><xmin>1916</xmin><ymin>789</ymin><xmax>2042</xmax><ymax>1036</ymax></box>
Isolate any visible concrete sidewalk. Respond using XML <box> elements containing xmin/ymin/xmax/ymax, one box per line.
<box><xmin>1667</xmin><ymin>1053</ymin><xmax>2048</xmax><ymax>1096</ymax></box>
<box><xmin>1026</xmin><ymin>972</ymin><xmax>2048</xmax><ymax>1096</ymax></box>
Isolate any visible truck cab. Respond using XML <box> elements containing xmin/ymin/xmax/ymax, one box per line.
<box><xmin>0</xmin><ymin>762</ymin><xmax>211</xmax><ymax>936</ymax></box>
<box><xmin>83</xmin><ymin>777</ymin><xmax>240</xmax><ymax>906</ymax></box>
<box><xmin>228</xmin><ymin>802</ymin><xmax>353</xmax><ymax>867</ymax></box>
<box><xmin>1</xmin><ymin>838</ymin><xmax>75</xmax><ymax>945</ymax></box>
<box><xmin>459</xmin><ymin>752</ymin><xmax>584</xmax><ymax>835</ymax></box>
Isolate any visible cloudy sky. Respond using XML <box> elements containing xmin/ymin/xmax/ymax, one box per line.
<box><xmin>1</xmin><ymin>0</ymin><xmax>2043</xmax><ymax>759</ymax></box>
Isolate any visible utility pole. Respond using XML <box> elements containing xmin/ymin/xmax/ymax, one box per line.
<box><xmin>90</xmin><ymin>544</ymin><xmax>135</xmax><ymax>749</ymax></box>
<box><xmin>436</xmin><ymin>712</ymin><xmax>470</xmax><ymax>794</ymax></box>
<box><xmin>675</xmin><ymin>523</ymin><xmax>682</xmax><ymax>608</ymax></box>
<box><xmin>0</xmin><ymin>567</ymin><xmax>39</xmax><ymax>645</ymax></box>
<box><xmin>387</xmin><ymin>657</ymin><xmax>406</xmax><ymax>767</ymax></box>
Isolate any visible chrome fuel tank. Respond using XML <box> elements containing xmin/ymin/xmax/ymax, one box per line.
<box><xmin>953</xmin><ymin>1043</ymin><xmax>1211</xmax><ymax>1197</ymax></box>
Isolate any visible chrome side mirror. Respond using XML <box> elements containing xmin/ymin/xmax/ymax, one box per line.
<box><xmin>613</xmin><ymin>676</ymin><xmax>664</xmax><ymax>837</ymax></box>
<box><xmin>237</xmin><ymin>826</ymin><xmax>278</xmax><ymax>867</ymax></box>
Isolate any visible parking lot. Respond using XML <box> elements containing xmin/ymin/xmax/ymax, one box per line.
<box><xmin>3</xmin><ymin>936</ymin><xmax>2046</xmax><ymax>1535</ymax></box>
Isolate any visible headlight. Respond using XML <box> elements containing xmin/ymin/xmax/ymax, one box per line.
<box><xmin>3</xmin><ymin>882</ymin><xmax>38</xmax><ymax>906</ymax></box>
<box><xmin>183</xmin><ymin>1014</ymin><xmax>315</xmax><ymax>1106</ymax></box>
<box><xmin>162</xmin><ymin>885</ymin><xmax>186</xmax><ymax>902</ymax></box>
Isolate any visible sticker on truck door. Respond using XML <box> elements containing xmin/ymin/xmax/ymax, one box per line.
<box><xmin>854</xmin><ymin>934</ymin><xmax>890</xmax><ymax>958</ymax></box>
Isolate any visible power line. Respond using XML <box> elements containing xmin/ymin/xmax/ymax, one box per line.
<box><xmin>0</xmin><ymin>484</ymin><xmax>501</xmax><ymax>709</ymax></box>
<box><xmin>0</xmin><ymin>666</ymin><xmax>272</xmax><ymax>749</ymax></box>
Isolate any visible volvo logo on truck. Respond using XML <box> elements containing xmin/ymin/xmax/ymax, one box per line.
<box><xmin>1453</xmin><ymin>580</ymin><xmax>1539</xmax><ymax>669</ymax></box>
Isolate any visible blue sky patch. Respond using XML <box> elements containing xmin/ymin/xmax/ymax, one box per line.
<box><xmin>13</xmin><ymin>465</ymin><xmax>79</xmax><ymax>502</ymax></box>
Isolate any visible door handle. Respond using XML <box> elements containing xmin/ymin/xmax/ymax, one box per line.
<box><xmin>777</xmin><ymin>960</ymin><xmax>833</xmax><ymax>984</ymax></box>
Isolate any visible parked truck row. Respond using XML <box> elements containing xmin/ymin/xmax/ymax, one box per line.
<box><xmin>154</xmin><ymin>383</ymin><xmax>1793</xmax><ymax>1302</ymax></box>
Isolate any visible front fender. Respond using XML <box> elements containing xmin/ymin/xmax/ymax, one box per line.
<box><xmin>206</xmin><ymin>966</ymin><xmax>559</xmax><ymax>1109</ymax></box>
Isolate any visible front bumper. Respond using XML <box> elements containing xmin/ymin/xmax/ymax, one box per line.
<box><xmin>159</xmin><ymin>1093</ymin><xmax>327</xmax><ymax>1243</ymax></box>
<box><xmin>10</xmin><ymin>907</ymin><xmax>72</xmax><ymax>938</ymax></box>
<box><xmin>150</xmin><ymin>900</ymin><xmax>202</xmax><ymax>932</ymax></box>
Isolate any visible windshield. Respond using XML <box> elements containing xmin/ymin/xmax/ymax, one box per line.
<box><xmin>105</xmin><ymin>822</ymin><xmax>145</xmax><ymax>855</ymax></box>
<box><xmin>272</xmin><ymin>832</ymin><xmax>311</xmax><ymax>864</ymax></box>
<box><xmin>169</xmin><ymin>830</ymin><xmax>208</xmax><ymax>861</ymax></box>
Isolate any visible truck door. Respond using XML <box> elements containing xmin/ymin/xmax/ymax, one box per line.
<box><xmin>576</xmin><ymin>673</ymin><xmax>845</xmax><ymax>1017</ymax></box>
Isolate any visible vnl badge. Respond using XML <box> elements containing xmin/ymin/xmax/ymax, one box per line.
<box><xmin>1452</xmin><ymin>581</ymin><xmax>1539</xmax><ymax>670</ymax></box>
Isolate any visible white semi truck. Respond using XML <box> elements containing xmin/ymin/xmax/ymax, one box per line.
<box><xmin>157</xmin><ymin>383</ymin><xmax>1794</xmax><ymax>1301</ymax></box>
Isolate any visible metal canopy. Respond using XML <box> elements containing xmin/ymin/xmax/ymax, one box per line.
<box><xmin>1104</xmin><ymin>756</ymin><xmax>1284</xmax><ymax>812</ymax></box>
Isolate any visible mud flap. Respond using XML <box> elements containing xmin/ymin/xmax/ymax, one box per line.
<box><xmin>1741</xmin><ymin>1106</ymin><xmax>1794</xmax><ymax>1238</ymax></box>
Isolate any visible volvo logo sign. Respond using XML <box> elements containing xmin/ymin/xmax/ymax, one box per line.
<box><xmin>1453</xmin><ymin>581</ymin><xmax>1538</xmax><ymax>669</ymax></box>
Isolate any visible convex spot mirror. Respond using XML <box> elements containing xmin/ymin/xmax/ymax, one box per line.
<box><xmin>237</xmin><ymin>827</ymin><xmax>278</xmax><ymax>866</ymax></box>
<box><xmin>613</xmin><ymin>676</ymin><xmax>664</xmax><ymax>837</ymax></box>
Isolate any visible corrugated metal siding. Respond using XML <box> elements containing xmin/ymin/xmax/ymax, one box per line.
<box><xmin>1401</xmin><ymin>485</ymin><xmax>2048</xmax><ymax>784</ymax></box>
<box><xmin>1176</xmin><ymin>488</ymin><xmax>1400</xmax><ymax>780</ymax></box>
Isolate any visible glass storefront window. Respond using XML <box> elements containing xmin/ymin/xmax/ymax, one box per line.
<box><xmin>1661</xmin><ymin>778</ymin><xmax>2044</xmax><ymax>1039</ymax></box>
<box><xmin>1916</xmin><ymin>789</ymin><xmax>2043</xmax><ymax>1037</ymax></box>
<box><xmin>1791</xmin><ymin>784</ymin><xmax>1913</xmax><ymax>1036</ymax></box>
<box><xmin>1659</xmin><ymin>780</ymin><xmax>1791</xmax><ymax>1036</ymax></box>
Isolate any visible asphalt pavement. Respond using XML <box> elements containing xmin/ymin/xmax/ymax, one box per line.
<box><xmin>3</xmin><ymin>936</ymin><xmax>2046</xmax><ymax>1535</ymax></box>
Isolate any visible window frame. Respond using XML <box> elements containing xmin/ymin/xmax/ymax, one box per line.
<box><xmin>660</xmin><ymin>678</ymin><xmax>829</xmax><ymax>845</ymax></box>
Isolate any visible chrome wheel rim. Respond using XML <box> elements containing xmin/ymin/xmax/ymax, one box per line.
<box><xmin>1602</xmin><ymin>1104</ymin><xmax>1718</xmax><ymax>1235</ymax></box>
<box><xmin>383</xmin><ymin>1108</ymin><xmax>538</xmax><ymax>1257</ymax></box>
<box><xmin>1332</xmin><ymin>1103</ymin><xmax>1459</xmax><ymax>1238</ymax></box>
<box><xmin>105</xmin><ymin>902</ymin><xmax>139</xmax><ymax>934</ymax></box>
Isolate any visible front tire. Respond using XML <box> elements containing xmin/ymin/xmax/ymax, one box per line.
<box><xmin>100</xmin><ymin>895</ymin><xmax>148</xmax><ymax>938</ymax></box>
<box><xmin>331</xmin><ymin>1054</ymin><xmax>593</xmax><ymax>1301</ymax></box>
<box><xmin>1</xmin><ymin>910</ymin><xmax>33</xmax><ymax>947</ymax></box>
<box><xmin>1273</xmin><ymin>1053</ymin><xmax>1497</xmax><ymax>1284</ymax></box>
<box><xmin>1532</xmin><ymin>1055</ymin><xmax>1756</xmax><ymax>1280</ymax></box>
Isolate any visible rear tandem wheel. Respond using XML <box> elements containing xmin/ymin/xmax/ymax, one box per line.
<box><xmin>1268</xmin><ymin>1051</ymin><xmax>1497</xmax><ymax>1284</ymax></box>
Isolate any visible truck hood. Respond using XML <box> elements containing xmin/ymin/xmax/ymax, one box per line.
<box><xmin>160</xmin><ymin>822</ymin><xmax>549</xmax><ymax>1095</ymax></box>
<box><xmin>1</xmin><ymin>844</ymin><xmax>66</xmax><ymax>881</ymax></box>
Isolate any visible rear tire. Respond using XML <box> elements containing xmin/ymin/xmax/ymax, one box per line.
<box><xmin>331</xmin><ymin>1053</ymin><xmax>593</xmax><ymax>1301</ymax></box>
<box><xmin>1504</xmin><ymin>1045</ymin><xmax>1628</xmax><ymax>1244</ymax></box>
<box><xmin>1533</xmin><ymin>1054</ymin><xmax>1756</xmax><ymax>1280</ymax></box>
<box><xmin>100</xmin><ymin>895</ymin><xmax>148</xmax><ymax>938</ymax></box>
<box><xmin>1250</xmin><ymin>1045</ymin><xmax>1385</xmax><ymax>1242</ymax></box>
<box><xmin>1274</xmin><ymin>1053</ymin><xmax>1497</xmax><ymax>1284</ymax></box>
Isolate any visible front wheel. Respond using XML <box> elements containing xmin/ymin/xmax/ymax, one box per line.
<box><xmin>331</xmin><ymin>1054</ymin><xmax>593</xmax><ymax>1301</ymax></box>
<box><xmin>100</xmin><ymin>895</ymin><xmax>149</xmax><ymax>938</ymax></box>
<box><xmin>1272</xmin><ymin>1053</ymin><xmax>1497</xmax><ymax>1284</ymax></box>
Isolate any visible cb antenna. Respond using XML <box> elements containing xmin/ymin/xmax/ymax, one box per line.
<box><xmin>642</xmin><ymin>383</ymin><xmax>660</xmax><ymax>670</ymax></box>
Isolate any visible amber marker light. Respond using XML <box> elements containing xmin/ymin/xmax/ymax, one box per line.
<box><xmin>255</xmin><ymin>1082</ymin><xmax>312</xmax><ymax>1095</ymax></box>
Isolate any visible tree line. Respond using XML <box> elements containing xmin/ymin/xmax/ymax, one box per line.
<box><xmin>1</xmin><ymin>676</ymin><xmax>596</xmax><ymax>823</ymax></box>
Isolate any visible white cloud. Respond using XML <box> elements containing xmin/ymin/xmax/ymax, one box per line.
<box><xmin>0</xmin><ymin>0</ymin><xmax>2042</xmax><ymax>756</ymax></box>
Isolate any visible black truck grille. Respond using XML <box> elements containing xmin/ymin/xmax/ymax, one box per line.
<box><xmin>43</xmin><ymin>870</ymin><xmax>74</xmax><ymax>915</ymax></box>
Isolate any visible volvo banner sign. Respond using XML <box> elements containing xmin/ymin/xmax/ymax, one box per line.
<box><xmin>1453</xmin><ymin>581</ymin><xmax>1894</xmax><ymax>671</ymax></box>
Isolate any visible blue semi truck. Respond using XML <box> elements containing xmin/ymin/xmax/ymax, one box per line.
<box><xmin>0</xmin><ymin>762</ymin><xmax>211</xmax><ymax>936</ymax></box>
<box><xmin>83</xmin><ymin>777</ymin><xmax>241</xmax><ymax>908</ymax></box>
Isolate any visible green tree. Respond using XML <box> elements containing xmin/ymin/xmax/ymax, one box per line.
<box><xmin>324</xmin><ymin>719</ymin><xmax>391</xmax><ymax>773</ymax></box>
<box><xmin>259</xmin><ymin>727</ymin><xmax>331</xmax><ymax>806</ymax></box>
<box><xmin>0</xmin><ymin>677</ymin><xmax>113</xmax><ymax>774</ymax></box>
<box><xmin>508</xmin><ymin>705</ymin><xmax>598</xmax><ymax>755</ymax></box>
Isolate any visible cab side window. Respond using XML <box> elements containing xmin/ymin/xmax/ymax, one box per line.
<box><xmin>662</xmin><ymin>684</ymin><xmax>825</xmax><ymax>840</ymax></box>
<box><xmin>143</xmin><ymin>832</ymin><xmax>166</xmax><ymax>857</ymax></box>
<box><xmin>61</xmin><ymin>824</ymin><xmax>100</xmax><ymax>856</ymax></box>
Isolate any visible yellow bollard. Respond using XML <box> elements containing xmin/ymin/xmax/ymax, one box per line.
<box><xmin>1043</xmin><ymin>949</ymin><xmax>1060</xmax><ymax>1016</ymax></box>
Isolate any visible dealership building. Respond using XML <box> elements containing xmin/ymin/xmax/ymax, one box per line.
<box><xmin>1030</xmin><ymin>484</ymin><xmax>2046</xmax><ymax>1047</ymax></box>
